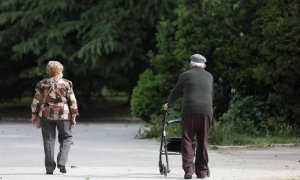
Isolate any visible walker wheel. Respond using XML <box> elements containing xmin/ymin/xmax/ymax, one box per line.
<box><xmin>163</xmin><ymin>164</ymin><xmax>168</xmax><ymax>177</ymax></box>
<box><xmin>159</xmin><ymin>163</ymin><xmax>164</xmax><ymax>175</ymax></box>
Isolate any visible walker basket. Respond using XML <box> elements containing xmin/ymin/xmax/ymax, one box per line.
<box><xmin>166</xmin><ymin>137</ymin><xmax>182</xmax><ymax>153</ymax></box>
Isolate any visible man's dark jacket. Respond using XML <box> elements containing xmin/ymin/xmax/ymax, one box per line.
<box><xmin>167</xmin><ymin>67</ymin><xmax>213</xmax><ymax>120</ymax></box>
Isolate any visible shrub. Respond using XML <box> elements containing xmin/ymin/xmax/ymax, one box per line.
<box><xmin>219</xmin><ymin>95</ymin><xmax>268</xmax><ymax>136</ymax></box>
<box><xmin>130</xmin><ymin>70</ymin><xmax>170</xmax><ymax>122</ymax></box>
<box><xmin>209</xmin><ymin>121</ymin><xmax>234</xmax><ymax>145</ymax></box>
<box><xmin>136</xmin><ymin>103</ymin><xmax>182</xmax><ymax>138</ymax></box>
<box><xmin>136</xmin><ymin>114</ymin><xmax>163</xmax><ymax>139</ymax></box>
<box><xmin>260</xmin><ymin>116</ymin><xmax>294</xmax><ymax>137</ymax></box>
<box><xmin>219</xmin><ymin>94</ymin><xmax>296</xmax><ymax>138</ymax></box>
<box><xmin>130</xmin><ymin>19</ymin><xmax>182</xmax><ymax>122</ymax></box>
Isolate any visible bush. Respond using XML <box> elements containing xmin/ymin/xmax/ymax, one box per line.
<box><xmin>130</xmin><ymin>70</ymin><xmax>170</xmax><ymax>122</ymax></box>
<box><xmin>260</xmin><ymin>116</ymin><xmax>294</xmax><ymax>137</ymax></box>
<box><xmin>130</xmin><ymin>19</ymin><xmax>182</xmax><ymax>122</ymax></box>
<box><xmin>136</xmin><ymin>114</ymin><xmax>163</xmax><ymax>139</ymax></box>
<box><xmin>209</xmin><ymin>120</ymin><xmax>299</xmax><ymax>146</ymax></box>
<box><xmin>209</xmin><ymin>121</ymin><xmax>234</xmax><ymax>145</ymax></box>
<box><xmin>219</xmin><ymin>95</ymin><xmax>268</xmax><ymax>136</ymax></box>
<box><xmin>139</xmin><ymin>106</ymin><xmax>298</xmax><ymax>146</ymax></box>
<box><xmin>219</xmin><ymin>94</ymin><xmax>296</xmax><ymax>138</ymax></box>
<box><xmin>136</xmin><ymin>103</ymin><xmax>182</xmax><ymax>139</ymax></box>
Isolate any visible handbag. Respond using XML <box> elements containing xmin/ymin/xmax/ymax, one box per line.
<box><xmin>36</xmin><ymin>84</ymin><xmax>53</xmax><ymax>129</ymax></box>
<box><xmin>36</xmin><ymin>117</ymin><xmax>41</xmax><ymax>129</ymax></box>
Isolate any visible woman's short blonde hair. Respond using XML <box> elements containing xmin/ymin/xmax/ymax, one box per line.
<box><xmin>46</xmin><ymin>61</ymin><xmax>64</xmax><ymax>77</ymax></box>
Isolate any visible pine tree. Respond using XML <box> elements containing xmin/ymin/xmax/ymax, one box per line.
<box><xmin>0</xmin><ymin>0</ymin><xmax>175</xmax><ymax>101</ymax></box>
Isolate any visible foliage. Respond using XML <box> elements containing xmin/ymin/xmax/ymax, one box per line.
<box><xmin>131</xmin><ymin>70</ymin><xmax>169</xmax><ymax>121</ymax></box>
<box><xmin>0</xmin><ymin>0</ymin><xmax>175</xmax><ymax>102</ymax></box>
<box><xmin>209</xmin><ymin>121</ymin><xmax>236</xmax><ymax>145</ymax></box>
<box><xmin>260</xmin><ymin>116</ymin><xmax>294</xmax><ymax>137</ymax></box>
<box><xmin>133</xmin><ymin>0</ymin><xmax>299</xmax><ymax>137</ymax></box>
<box><xmin>136</xmin><ymin>114</ymin><xmax>163</xmax><ymax>139</ymax></box>
<box><xmin>1</xmin><ymin>0</ymin><xmax>299</xmax><ymax>140</ymax></box>
<box><xmin>208</xmin><ymin>120</ymin><xmax>299</xmax><ymax>146</ymax></box>
<box><xmin>137</xmin><ymin>104</ymin><xmax>181</xmax><ymax>138</ymax></box>
<box><xmin>219</xmin><ymin>94</ymin><xmax>295</xmax><ymax>136</ymax></box>
<box><xmin>131</xmin><ymin>19</ymin><xmax>181</xmax><ymax>120</ymax></box>
<box><xmin>209</xmin><ymin>94</ymin><xmax>295</xmax><ymax>145</ymax></box>
<box><xmin>219</xmin><ymin>95</ymin><xmax>268</xmax><ymax>136</ymax></box>
<box><xmin>252</xmin><ymin>0</ymin><xmax>300</xmax><ymax>125</ymax></box>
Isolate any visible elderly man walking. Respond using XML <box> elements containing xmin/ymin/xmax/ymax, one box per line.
<box><xmin>164</xmin><ymin>54</ymin><xmax>213</xmax><ymax>179</ymax></box>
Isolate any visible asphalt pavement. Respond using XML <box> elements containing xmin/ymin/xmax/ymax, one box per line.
<box><xmin>0</xmin><ymin>122</ymin><xmax>299</xmax><ymax>180</ymax></box>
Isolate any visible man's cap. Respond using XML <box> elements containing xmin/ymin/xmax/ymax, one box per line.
<box><xmin>190</xmin><ymin>54</ymin><xmax>207</xmax><ymax>63</ymax></box>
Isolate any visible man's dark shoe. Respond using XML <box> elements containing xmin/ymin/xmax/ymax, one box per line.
<box><xmin>184</xmin><ymin>172</ymin><xmax>193</xmax><ymax>179</ymax></box>
<box><xmin>46</xmin><ymin>172</ymin><xmax>53</xmax><ymax>175</ymax></box>
<box><xmin>196</xmin><ymin>174</ymin><xmax>205</xmax><ymax>179</ymax></box>
<box><xmin>59</xmin><ymin>166</ymin><xmax>67</xmax><ymax>173</ymax></box>
<box><xmin>196</xmin><ymin>168</ymin><xmax>210</xmax><ymax>179</ymax></box>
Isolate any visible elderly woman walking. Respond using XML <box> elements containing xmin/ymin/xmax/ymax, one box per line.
<box><xmin>31</xmin><ymin>61</ymin><xmax>78</xmax><ymax>175</ymax></box>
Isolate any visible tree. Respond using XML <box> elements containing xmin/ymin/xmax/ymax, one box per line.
<box><xmin>132</xmin><ymin>0</ymin><xmax>300</xmax><ymax>133</ymax></box>
<box><xmin>0</xmin><ymin>0</ymin><xmax>175</xmax><ymax>102</ymax></box>
<box><xmin>131</xmin><ymin>19</ymin><xmax>181</xmax><ymax>121</ymax></box>
<box><xmin>252</xmin><ymin>0</ymin><xmax>300</xmax><ymax>126</ymax></box>
<box><xmin>132</xmin><ymin>0</ymin><xmax>235</xmax><ymax>120</ymax></box>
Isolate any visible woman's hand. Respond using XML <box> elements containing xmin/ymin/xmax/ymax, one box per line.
<box><xmin>31</xmin><ymin>114</ymin><xmax>37</xmax><ymax>124</ymax></box>
<box><xmin>70</xmin><ymin>118</ymin><xmax>76</xmax><ymax>129</ymax></box>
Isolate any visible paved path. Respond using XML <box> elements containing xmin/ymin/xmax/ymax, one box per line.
<box><xmin>0</xmin><ymin>122</ymin><xmax>299</xmax><ymax>180</ymax></box>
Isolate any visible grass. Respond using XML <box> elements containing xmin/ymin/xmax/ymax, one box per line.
<box><xmin>207</xmin><ymin>120</ymin><xmax>300</xmax><ymax>147</ymax></box>
<box><xmin>137</xmin><ymin>116</ymin><xmax>300</xmax><ymax>147</ymax></box>
<box><xmin>0</xmin><ymin>97</ymin><xmax>32</xmax><ymax>108</ymax></box>
<box><xmin>0</xmin><ymin>97</ymin><xmax>32</xmax><ymax>117</ymax></box>
<box><xmin>209</xmin><ymin>133</ymin><xmax>300</xmax><ymax>147</ymax></box>
<box><xmin>247</xmin><ymin>136</ymin><xmax>300</xmax><ymax>147</ymax></box>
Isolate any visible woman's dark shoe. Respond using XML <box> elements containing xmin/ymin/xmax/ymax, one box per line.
<box><xmin>46</xmin><ymin>172</ymin><xmax>53</xmax><ymax>175</ymax></box>
<box><xmin>59</xmin><ymin>166</ymin><xmax>67</xmax><ymax>173</ymax></box>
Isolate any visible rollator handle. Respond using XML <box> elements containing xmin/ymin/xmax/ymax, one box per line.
<box><xmin>162</xmin><ymin>109</ymin><xmax>171</xmax><ymax>123</ymax></box>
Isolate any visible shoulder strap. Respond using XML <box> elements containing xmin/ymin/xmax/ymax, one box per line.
<box><xmin>43</xmin><ymin>85</ymin><xmax>53</xmax><ymax>103</ymax></box>
<box><xmin>43</xmin><ymin>77</ymin><xmax>62</xmax><ymax>103</ymax></box>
